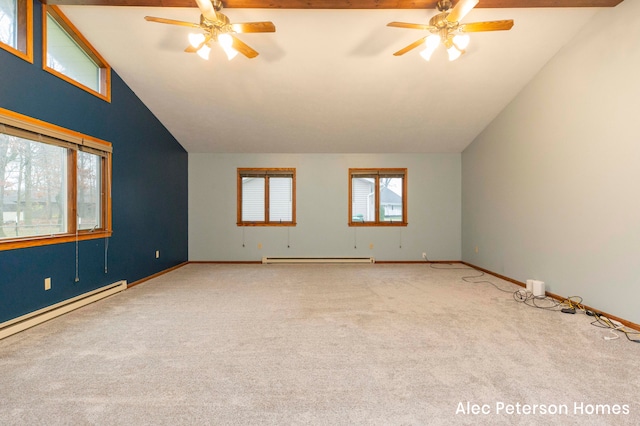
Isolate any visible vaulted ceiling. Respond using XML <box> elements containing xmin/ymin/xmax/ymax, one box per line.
<box><xmin>50</xmin><ymin>0</ymin><xmax>623</xmax><ymax>153</ymax></box>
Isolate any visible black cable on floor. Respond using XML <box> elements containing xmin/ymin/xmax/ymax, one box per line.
<box><xmin>429</xmin><ymin>263</ymin><xmax>514</xmax><ymax>293</ymax></box>
<box><xmin>428</xmin><ymin>262</ymin><xmax>640</xmax><ymax>343</ymax></box>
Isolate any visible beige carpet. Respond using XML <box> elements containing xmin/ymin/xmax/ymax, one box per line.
<box><xmin>1</xmin><ymin>263</ymin><xmax>638</xmax><ymax>425</ymax></box>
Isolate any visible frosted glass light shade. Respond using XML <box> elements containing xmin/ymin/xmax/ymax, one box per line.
<box><xmin>218</xmin><ymin>33</ymin><xmax>238</xmax><ymax>61</ymax></box>
<box><xmin>197</xmin><ymin>44</ymin><xmax>211</xmax><ymax>60</ymax></box>
<box><xmin>420</xmin><ymin>35</ymin><xmax>440</xmax><ymax>61</ymax></box>
<box><xmin>447</xmin><ymin>46</ymin><xmax>462</xmax><ymax>61</ymax></box>
<box><xmin>188</xmin><ymin>33</ymin><xmax>206</xmax><ymax>48</ymax></box>
<box><xmin>453</xmin><ymin>34</ymin><xmax>470</xmax><ymax>50</ymax></box>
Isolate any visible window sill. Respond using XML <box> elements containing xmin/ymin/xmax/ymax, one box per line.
<box><xmin>43</xmin><ymin>66</ymin><xmax>111</xmax><ymax>103</ymax></box>
<box><xmin>348</xmin><ymin>222</ymin><xmax>408</xmax><ymax>227</ymax></box>
<box><xmin>0</xmin><ymin>42</ymin><xmax>33</xmax><ymax>64</ymax></box>
<box><xmin>0</xmin><ymin>230</ymin><xmax>112</xmax><ymax>251</ymax></box>
<box><xmin>237</xmin><ymin>223</ymin><xmax>297</xmax><ymax>227</ymax></box>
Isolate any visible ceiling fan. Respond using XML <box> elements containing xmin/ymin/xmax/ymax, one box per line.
<box><xmin>387</xmin><ymin>0</ymin><xmax>514</xmax><ymax>61</ymax></box>
<box><xmin>144</xmin><ymin>0</ymin><xmax>275</xmax><ymax>60</ymax></box>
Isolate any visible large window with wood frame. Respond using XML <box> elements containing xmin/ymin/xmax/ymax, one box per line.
<box><xmin>0</xmin><ymin>108</ymin><xmax>112</xmax><ymax>250</ymax></box>
<box><xmin>349</xmin><ymin>168</ymin><xmax>407</xmax><ymax>226</ymax></box>
<box><xmin>0</xmin><ymin>0</ymin><xmax>32</xmax><ymax>62</ymax></box>
<box><xmin>237</xmin><ymin>168</ymin><xmax>296</xmax><ymax>226</ymax></box>
<box><xmin>43</xmin><ymin>5</ymin><xmax>111</xmax><ymax>102</ymax></box>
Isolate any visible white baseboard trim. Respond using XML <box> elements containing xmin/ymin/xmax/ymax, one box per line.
<box><xmin>262</xmin><ymin>257</ymin><xmax>375</xmax><ymax>264</ymax></box>
<box><xmin>0</xmin><ymin>280</ymin><xmax>127</xmax><ymax>340</ymax></box>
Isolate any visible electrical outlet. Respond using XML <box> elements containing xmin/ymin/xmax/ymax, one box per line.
<box><xmin>422</xmin><ymin>252</ymin><xmax>427</xmax><ymax>259</ymax></box>
<box><xmin>475</xmin><ymin>246</ymin><xmax>479</xmax><ymax>254</ymax></box>
<box><xmin>44</xmin><ymin>277</ymin><xmax>51</xmax><ymax>291</ymax></box>
<box><xmin>258</xmin><ymin>243</ymin><xmax>262</xmax><ymax>249</ymax></box>
<box><xmin>155</xmin><ymin>250</ymin><xmax>160</xmax><ymax>259</ymax></box>
<box><xmin>369</xmin><ymin>243</ymin><xmax>374</xmax><ymax>249</ymax></box>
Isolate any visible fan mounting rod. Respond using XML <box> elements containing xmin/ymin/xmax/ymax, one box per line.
<box><xmin>436</xmin><ymin>0</ymin><xmax>453</xmax><ymax>11</ymax></box>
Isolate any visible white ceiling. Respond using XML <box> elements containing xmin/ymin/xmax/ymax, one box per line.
<box><xmin>60</xmin><ymin>6</ymin><xmax>599</xmax><ymax>153</ymax></box>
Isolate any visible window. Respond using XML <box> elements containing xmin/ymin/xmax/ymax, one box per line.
<box><xmin>349</xmin><ymin>168</ymin><xmax>407</xmax><ymax>226</ymax></box>
<box><xmin>0</xmin><ymin>107</ymin><xmax>112</xmax><ymax>250</ymax></box>
<box><xmin>237</xmin><ymin>168</ymin><xmax>296</xmax><ymax>226</ymax></box>
<box><xmin>43</xmin><ymin>5</ymin><xmax>111</xmax><ymax>102</ymax></box>
<box><xmin>0</xmin><ymin>0</ymin><xmax>32</xmax><ymax>62</ymax></box>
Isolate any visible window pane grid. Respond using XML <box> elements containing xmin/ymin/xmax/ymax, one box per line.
<box><xmin>241</xmin><ymin>177</ymin><xmax>265</xmax><ymax>222</ymax></box>
<box><xmin>77</xmin><ymin>151</ymin><xmax>101</xmax><ymax>230</ymax></box>
<box><xmin>269</xmin><ymin>177</ymin><xmax>292</xmax><ymax>222</ymax></box>
<box><xmin>351</xmin><ymin>177</ymin><xmax>375</xmax><ymax>223</ymax></box>
<box><xmin>379</xmin><ymin>177</ymin><xmax>403</xmax><ymax>223</ymax></box>
<box><xmin>0</xmin><ymin>107</ymin><xmax>112</xmax><ymax>250</ymax></box>
<box><xmin>238</xmin><ymin>169</ymin><xmax>295</xmax><ymax>226</ymax></box>
<box><xmin>1</xmin><ymin>134</ymin><xmax>67</xmax><ymax>239</ymax></box>
<box><xmin>349</xmin><ymin>168</ymin><xmax>407</xmax><ymax>227</ymax></box>
<box><xmin>42</xmin><ymin>5</ymin><xmax>110</xmax><ymax>102</ymax></box>
<box><xmin>46</xmin><ymin>13</ymin><xmax>100</xmax><ymax>92</ymax></box>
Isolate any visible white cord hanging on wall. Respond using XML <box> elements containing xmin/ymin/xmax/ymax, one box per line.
<box><xmin>75</xmin><ymin>216</ymin><xmax>80</xmax><ymax>282</ymax></box>
<box><xmin>353</xmin><ymin>227</ymin><xmax>357</xmax><ymax>249</ymax></box>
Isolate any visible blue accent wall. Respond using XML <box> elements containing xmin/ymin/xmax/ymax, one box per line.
<box><xmin>0</xmin><ymin>2</ymin><xmax>188</xmax><ymax>323</ymax></box>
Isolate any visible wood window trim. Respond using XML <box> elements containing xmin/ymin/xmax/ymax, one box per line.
<box><xmin>0</xmin><ymin>107</ymin><xmax>112</xmax><ymax>252</ymax></box>
<box><xmin>348</xmin><ymin>168</ymin><xmax>408</xmax><ymax>227</ymax></box>
<box><xmin>0</xmin><ymin>0</ymin><xmax>33</xmax><ymax>63</ymax></box>
<box><xmin>42</xmin><ymin>5</ymin><xmax>111</xmax><ymax>102</ymax></box>
<box><xmin>237</xmin><ymin>168</ymin><xmax>296</xmax><ymax>226</ymax></box>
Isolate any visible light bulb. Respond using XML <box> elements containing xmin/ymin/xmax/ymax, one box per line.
<box><xmin>218</xmin><ymin>33</ymin><xmax>238</xmax><ymax>61</ymax></box>
<box><xmin>447</xmin><ymin>45</ymin><xmax>462</xmax><ymax>61</ymax></box>
<box><xmin>197</xmin><ymin>44</ymin><xmax>211</xmax><ymax>60</ymax></box>
<box><xmin>453</xmin><ymin>34</ymin><xmax>470</xmax><ymax>50</ymax></box>
<box><xmin>188</xmin><ymin>33</ymin><xmax>206</xmax><ymax>49</ymax></box>
<box><xmin>420</xmin><ymin>35</ymin><xmax>440</xmax><ymax>62</ymax></box>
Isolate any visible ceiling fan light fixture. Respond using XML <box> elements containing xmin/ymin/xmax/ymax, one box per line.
<box><xmin>447</xmin><ymin>45</ymin><xmax>463</xmax><ymax>61</ymax></box>
<box><xmin>196</xmin><ymin>43</ymin><xmax>211</xmax><ymax>60</ymax></box>
<box><xmin>388</xmin><ymin>0</ymin><xmax>512</xmax><ymax>62</ymax></box>
<box><xmin>420</xmin><ymin>35</ymin><xmax>440</xmax><ymax>61</ymax></box>
<box><xmin>453</xmin><ymin>34</ymin><xmax>470</xmax><ymax>50</ymax></box>
<box><xmin>188</xmin><ymin>33</ymin><xmax>206</xmax><ymax>49</ymax></box>
<box><xmin>218</xmin><ymin>33</ymin><xmax>238</xmax><ymax>61</ymax></box>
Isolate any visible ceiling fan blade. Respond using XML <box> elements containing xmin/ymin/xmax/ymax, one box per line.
<box><xmin>231</xmin><ymin>35</ymin><xmax>259</xmax><ymax>59</ymax></box>
<box><xmin>231</xmin><ymin>22</ymin><xmax>276</xmax><ymax>33</ymax></box>
<box><xmin>460</xmin><ymin>20</ymin><xmax>514</xmax><ymax>32</ymax></box>
<box><xmin>387</xmin><ymin>22</ymin><xmax>435</xmax><ymax>31</ymax></box>
<box><xmin>195</xmin><ymin>0</ymin><xmax>218</xmax><ymax>21</ymax></box>
<box><xmin>446</xmin><ymin>0</ymin><xmax>479</xmax><ymax>23</ymax></box>
<box><xmin>144</xmin><ymin>16</ymin><xmax>201</xmax><ymax>28</ymax></box>
<box><xmin>392</xmin><ymin>37</ymin><xmax>427</xmax><ymax>56</ymax></box>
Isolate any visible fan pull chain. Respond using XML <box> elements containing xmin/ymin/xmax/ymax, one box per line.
<box><xmin>242</xmin><ymin>227</ymin><xmax>245</xmax><ymax>248</ymax></box>
<box><xmin>399</xmin><ymin>228</ymin><xmax>403</xmax><ymax>249</ymax></box>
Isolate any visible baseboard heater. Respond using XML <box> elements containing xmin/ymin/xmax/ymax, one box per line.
<box><xmin>0</xmin><ymin>280</ymin><xmax>127</xmax><ymax>340</ymax></box>
<box><xmin>262</xmin><ymin>257</ymin><xmax>375</xmax><ymax>264</ymax></box>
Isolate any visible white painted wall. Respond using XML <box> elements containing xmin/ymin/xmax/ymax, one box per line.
<box><xmin>462</xmin><ymin>0</ymin><xmax>640</xmax><ymax>324</ymax></box>
<box><xmin>190</xmin><ymin>153</ymin><xmax>460</xmax><ymax>262</ymax></box>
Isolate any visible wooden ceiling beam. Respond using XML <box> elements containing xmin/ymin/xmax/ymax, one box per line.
<box><xmin>40</xmin><ymin>0</ymin><xmax>625</xmax><ymax>9</ymax></box>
